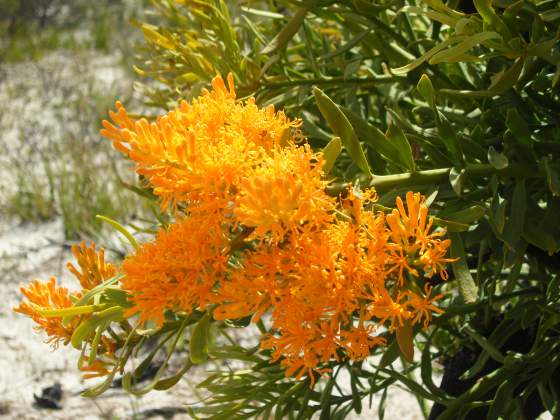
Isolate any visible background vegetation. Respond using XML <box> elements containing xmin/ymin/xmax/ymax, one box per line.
<box><xmin>0</xmin><ymin>0</ymin><xmax>152</xmax><ymax>240</ymax></box>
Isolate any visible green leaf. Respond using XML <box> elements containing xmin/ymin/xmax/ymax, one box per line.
<box><xmin>462</xmin><ymin>319</ymin><xmax>519</xmax><ymax>380</ymax></box>
<box><xmin>153</xmin><ymin>358</ymin><xmax>192</xmax><ymax>390</ymax></box>
<box><xmin>505</xmin><ymin>109</ymin><xmax>534</xmax><ymax>160</ymax></box>
<box><xmin>488</xmin><ymin>146</ymin><xmax>509</xmax><ymax>170</ymax></box>
<box><xmin>396</xmin><ymin>321</ymin><xmax>414</xmax><ymax>362</ymax></box>
<box><xmin>349</xmin><ymin>366</ymin><xmax>363</xmax><ymax>413</ymax></box>
<box><xmin>391</xmin><ymin>36</ymin><xmax>461</xmax><ymax>74</ymax></box>
<box><xmin>487</xmin><ymin>381</ymin><xmax>514</xmax><ymax>420</ymax></box>
<box><xmin>417</xmin><ymin>74</ymin><xmax>435</xmax><ymax>108</ymax></box>
<box><xmin>378</xmin><ymin>367</ymin><xmax>447</xmax><ymax>403</ymax></box>
<box><xmin>429</xmin><ymin>32</ymin><xmax>502</xmax><ymax>64</ymax></box>
<box><xmin>321</xmin><ymin>29</ymin><xmax>371</xmax><ymax>60</ymax></box>
<box><xmin>379</xmin><ymin>339</ymin><xmax>400</xmax><ymax>367</ymax></box>
<box><xmin>313</xmin><ymin>87</ymin><xmax>372</xmax><ymax>176</ymax></box>
<box><xmin>261</xmin><ymin>8</ymin><xmax>309</xmax><ymax>55</ymax></box>
<box><xmin>342</xmin><ymin>108</ymin><xmax>408</xmax><ymax>171</ymax></box>
<box><xmin>96</xmin><ymin>215</ymin><xmax>138</xmax><ymax>250</ymax></box>
<box><xmin>463</xmin><ymin>325</ymin><xmax>505</xmax><ymax>363</ymax></box>
<box><xmin>322</xmin><ymin>137</ymin><xmax>342</xmax><ymax>174</ymax></box>
<box><xmin>190</xmin><ymin>313</ymin><xmax>211</xmax><ymax>364</ymax></box>
<box><xmin>523</xmin><ymin>222</ymin><xmax>558</xmax><ymax>255</ymax></box>
<box><xmin>319</xmin><ymin>376</ymin><xmax>335</xmax><ymax>420</ymax></box>
<box><xmin>473</xmin><ymin>0</ymin><xmax>511</xmax><ymax>38</ymax></box>
<box><xmin>435</xmin><ymin>205</ymin><xmax>486</xmax><ymax>232</ymax></box>
<box><xmin>450</xmin><ymin>233</ymin><xmax>478</xmax><ymax>303</ymax></box>
<box><xmin>436</xmin><ymin>112</ymin><xmax>463</xmax><ymax>164</ymax></box>
<box><xmin>444</xmin><ymin>205</ymin><xmax>486</xmax><ymax>225</ymax></box>
<box><xmin>449</xmin><ymin>167</ymin><xmax>466</xmax><ymax>196</ymax></box>
<box><xmin>123</xmin><ymin>317</ymin><xmax>190</xmax><ymax>396</ymax></box>
<box><xmin>385</xmin><ymin>124</ymin><xmax>415</xmax><ymax>172</ymax></box>
<box><xmin>70</xmin><ymin>306</ymin><xmax>123</xmax><ymax>349</ymax></box>
<box><xmin>541</xmin><ymin>157</ymin><xmax>560</xmax><ymax>196</ymax></box>
<box><xmin>488</xmin><ymin>57</ymin><xmax>524</xmax><ymax>94</ymax></box>
<box><xmin>502</xmin><ymin>179</ymin><xmax>526</xmax><ymax>247</ymax></box>
<box><xmin>378</xmin><ymin>387</ymin><xmax>388</xmax><ymax>420</ymax></box>
<box><xmin>421</xmin><ymin>336</ymin><xmax>449</xmax><ymax>399</ymax></box>
<box><xmin>491</xmin><ymin>193</ymin><xmax>507</xmax><ymax>235</ymax></box>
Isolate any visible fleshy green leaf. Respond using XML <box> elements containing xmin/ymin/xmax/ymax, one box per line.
<box><xmin>313</xmin><ymin>87</ymin><xmax>372</xmax><ymax>176</ymax></box>
<box><xmin>429</xmin><ymin>32</ymin><xmax>501</xmax><ymax>64</ymax></box>
<box><xmin>379</xmin><ymin>339</ymin><xmax>400</xmax><ymax>368</ymax></box>
<box><xmin>342</xmin><ymin>108</ymin><xmax>408</xmax><ymax>171</ymax></box>
<box><xmin>450</xmin><ymin>233</ymin><xmax>478</xmax><ymax>303</ymax></box>
<box><xmin>322</xmin><ymin>137</ymin><xmax>342</xmax><ymax>174</ymax></box>
<box><xmin>385</xmin><ymin>124</ymin><xmax>415</xmax><ymax>172</ymax></box>
<box><xmin>417</xmin><ymin>74</ymin><xmax>435</xmax><ymax>108</ymax></box>
<box><xmin>542</xmin><ymin>157</ymin><xmax>560</xmax><ymax>196</ymax></box>
<box><xmin>488</xmin><ymin>146</ymin><xmax>509</xmax><ymax>169</ymax></box>
<box><xmin>190</xmin><ymin>312</ymin><xmax>211</xmax><ymax>364</ymax></box>
<box><xmin>261</xmin><ymin>8</ymin><xmax>309</xmax><ymax>55</ymax></box>
<box><xmin>449</xmin><ymin>167</ymin><xmax>466</xmax><ymax>196</ymax></box>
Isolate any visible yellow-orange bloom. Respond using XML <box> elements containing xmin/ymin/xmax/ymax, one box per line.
<box><xmin>121</xmin><ymin>216</ymin><xmax>229</xmax><ymax>326</ymax></box>
<box><xmin>339</xmin><ymin>325</ymin><xmax>386</xmax><ymax>361</ymax></box>
<box><xmin>79</xmin><ymin>358</ymin><xmax>113</xmax><ymax>379</ymax></box>
<box><xmin>13</xmin><ymin>277</ymin><xmax>81</xmax><ymax>347</ymax></box>
<box><xmin>100</xmin><ymin>73</ymin><xmax>301</xmax><ymax>210</ymax></box>
<box><xmin>385</xmin><ymin>191</ymin><xmax>453</xmax><ymax>280</ymax></box>
<box><xmin>234</xmin><ymin>144</ymin><xmax>335</xmax><ymax>242</ymax></box>
<box><xmin>67</xmin><ymin>242</ymin><xmax>117</xmax><ymax>290</ymax></box>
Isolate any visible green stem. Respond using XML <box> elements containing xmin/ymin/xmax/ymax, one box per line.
<box><xmin>437</xmin><ymin>366</ymin><xmax>521</xmax><ymax>420</ymax></box>
<box><xmin>261</xmin><ymin>75</ymin><xmax>394</xmax><ymax>89</ymax></box>
<box><xmin>434</xmin><ymin>287</ymin><xmax>541</xmax><ymax>323</ymax></box>
<box><xmin>327</xmin><ymin>163</ymin><xmax>539</xmax><ymax>195</ymax></box>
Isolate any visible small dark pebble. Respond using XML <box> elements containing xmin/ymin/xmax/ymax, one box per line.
<box><xmin>111</xmin><ymin>361</ymin><xmax>163</xmax><ymax>388</ymax></box>
<box><xmin>33</xmin><ymin>382</ymin><xmax>63</xmax><ymax>410</ymax></box>
<box><xmin>127</xmin><ymin>406</ymin><xmax>187</xmax><ymax>420</ymax></box>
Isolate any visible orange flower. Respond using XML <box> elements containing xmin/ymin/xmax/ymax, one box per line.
<box><xmin>365</xmin><ymin>290</ymin><xmax>412</xmax><ymax>332</ymax></box>
<box><xmin>121</xmin><ymin>215</ymin><xmax>229</xmax><ymax>326</ymax></box>
<box><xmin>79</xmin><ymin>358</ymin><xmax>113</xmax><ymax>379</ymax></box>
<box><xmin>339</xmin><ymin>325</ymin><xmax>386</xmax><ymax>361</ymax></box>
<box><xmin>13</xmin><ymin>277</ymin><xmax>81</xmax><ymax>348</ymax></box>
<box><xmin>403</xmin><ymin>285</ymin><xmax>444</xmax><ymax>328</ymax></box>
<box><xmin>67</xmin><ymin>242</ymin><xmax>117</xmax><ymax>290</ymax></box>
<box><xmin>100</xmin><ymin>73</ymin><xmax>301</xmax><ymax>210</ymax></box>
<box><xmin>385</xmin><ymin>191</ymin><xmax>453</xmax><ymax>280</ymax></box>
<box><xmin>234</xmin><ymin>144</ymin><xmax>335</xmax><ymax>242</ymax></box>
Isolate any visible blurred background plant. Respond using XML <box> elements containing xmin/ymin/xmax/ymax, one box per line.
<box><xmin>0</xmin><ymin>0</ymin><xmax>153</xmax><ymax>240</ymax></box>
<box><xmin>123</xmin><ymin>0</ymin><xmax>559</xmax><ymax>418</ymax></box>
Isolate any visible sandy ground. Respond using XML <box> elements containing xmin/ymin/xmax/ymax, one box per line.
<box><xmin>0</xmin><ymin>50</ymin><xmax>424</xmax><ymax>419</ymax></box>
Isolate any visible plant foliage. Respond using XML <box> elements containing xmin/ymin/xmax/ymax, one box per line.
<box><xmin>15</xmin><ymin>0</ymin><xmax>560</xmax><ymax>419</ymax></box>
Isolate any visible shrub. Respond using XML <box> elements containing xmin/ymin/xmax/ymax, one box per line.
<box><xmin>16</xmin><ymin>1</ymin><xmax>560</xmax><ymax>419</ymax></box>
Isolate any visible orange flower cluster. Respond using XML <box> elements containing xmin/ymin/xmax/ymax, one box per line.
<box><xmin>14</xmin><ymin>277</ymin><xmax>80</xmax><ymax>348</ymax></box>
<box><xmin>67</xmin><ymin>242</ymin><xmax>117</xmax><ymax>290</ymax></box>
<box><xmin>107</xmin><ymin>75</ymin><xmax>453</xmax><ymax>383</ymax></box>
<box><xmin>14</xmin><ymin>243</ymin><xmax>115</xmax><ymax>347</ymax></box>
<box><xmin>101</xmin><ymin>73</ymin><xmax>300</xmax><ymax>212</ymax></box>
<box><xmin>121</xmin><ymin>215</ymin><xmax>229</xmax><ymax>326</ymax></box>
<box><xmin>215</xmin><ymin>191</ymin><xmax>450</xmax><ymax>382</ymax></box>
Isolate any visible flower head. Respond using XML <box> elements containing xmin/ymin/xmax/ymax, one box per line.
<box><xmin>101</xmin><ymin>73</ymin><xmax>301</xmax><ymax>210</ymax></box>
<box><xmin>121</xmin><ymin>216</ymin><xmax>229</xmax><ymax>326</ymax></box>
<box><xmin>234</xmin><ymin>144</ymin><xmax>335</xmax><ymax>242</ymax></box>
<box><xmin>67</xmin><ymin>242</ymin><xmax>117</xmax><ymax>290</ymax></box>
<box><xmin>13</xmin><ymin>277</ymin><xmax>81</xmax><ymax>348</ymax></box>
